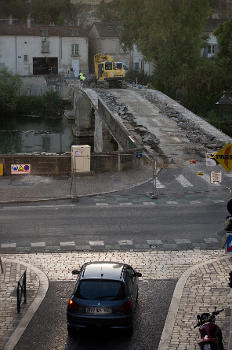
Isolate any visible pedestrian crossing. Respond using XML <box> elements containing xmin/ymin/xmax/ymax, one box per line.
<box><xmin>151</xmin><ymin>171</ymin><xmax>226</xmax><ymax>189</ymax></box>
<box><xmin>0</xmin><ymin>237</ymin><xmax>221</xmax><ymax>252</ymax></box>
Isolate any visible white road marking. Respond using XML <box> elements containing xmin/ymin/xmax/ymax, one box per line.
<box><xmin>118</xmin><ymin>240</ymin><xmax>133</xmax><ymax>245</ymax></box>
<box><xmin>166</xmin><ymin>201</ymin><xmax>178</xmax><ymax>205</ymax></box>
<box><xmin>151</xmin><ymin>179</ymin><xmax>165</xmax><ymax>188</ymax></box>
<box><xmin>143</xmin><ymin>202</ymin><xmax>156</xmax><ymax>206</ymax></box>
<box><xmin>89</xmin><ymin>241</ymin><xmax>104</xmax><ymax>246</ymax></box>
<box><xmin>95</xmin><ymin>203</ymin><xmax>109</xmax><ymax>206</ymax></box>
<box><xmin>147</xmin><ymin>240</ymin><xmax>163</xmax><ymax>245</ymax></box>
<box><xmin>190</xmin><ymin>200</ymin><xmax>201</xmax><ymax>205</ymax></box>
<box><xmin>176</xmin><ymin>175</ymin><xmax>193</xmax><ymax>187</ymax></box>
<box><xmin>119</xmin><ymin>202</ymin><xmax>132</xmax><ymax>206</ymax></box>
<box><xmin>212</xmin><ymin>200</ymin><xmax>225</xmax><ymax>203</ymax></box>
<box><xmin>31</xmin><ymin>242</ymin><xmax>46</xmax><ymax>247</ymax></box>
<box><xmin>1</xmin><ymin>243</ymin><xmax>16</xmax><ymax>248</ymax></box>
<box><xmin>60</xmin><ymin>241</ymin><xmax>75</xmax><ymax>247</ymax></box>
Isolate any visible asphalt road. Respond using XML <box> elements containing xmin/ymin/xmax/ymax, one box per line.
<box><xmin>0</xmin><ymin>198</ymin><xmax>227</xmax><ymax>250</ymax></box>
<box><xmin>15</xmin><ymin>279</ymin><xmax>177</xmax><ymax>350</ymax></box>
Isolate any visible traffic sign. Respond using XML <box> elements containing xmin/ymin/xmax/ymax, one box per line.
<box><xmin>226</xmin><ymin>234</ymin><xmax>232</xmax><ymax>253</ymax></box>
<box><xmin>206</xmin><ymin>152</ymin><xmax>217</xmax><ymax>166</ymax></box>
<box><xmin>213</xmin><ymin>143</ymin><xmax>232</xmax><ymax>172</ymax></box>
<box><xmin>136</xmin><ymin>151</ymin><xmax>143</xmax><ymax>159</ymax></box>
<box><xmin>210</xmin><ymin>171</ymin><xmax>222</xmax><ymax>184</ymax></box>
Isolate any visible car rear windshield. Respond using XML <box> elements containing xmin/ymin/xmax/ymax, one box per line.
<box><xmin>75</xmin><ymin>279</ymin><xmax>126</xmax><ymax>300</ymax></box>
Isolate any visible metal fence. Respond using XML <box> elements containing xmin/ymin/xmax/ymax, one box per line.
<box><xmin>17</xmin><ymin>270</ymin><xmax>27</xmax><ymax>313</ymax></box>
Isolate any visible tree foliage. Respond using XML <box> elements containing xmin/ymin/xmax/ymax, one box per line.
<box><xmin>214</xmin><ymin>19</ymin><xmax>232</xmax><ymax>89</ymax></box>
<box><xmin>0</xmin><ymin>0</ymin><xmax>73</xmax><ymax>25</ymax></box>
<box><xmin>0</xmin><ymin>69</ymin><xmax>22</xmax><ymax>113</ymax></box>
<box><xmin>119</xmin><ymin>0</ymin><xmax>213</xmax><ymax>100</ymax></box>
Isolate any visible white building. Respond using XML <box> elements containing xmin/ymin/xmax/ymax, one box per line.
<box><xmin>131</xmin><ymin>44</ymin><xmax>154</xmax><ymax>76</ymax></box>
<box><xmin>0</xmin><ymin>23</ymin><xmax>89</xmax><ymax>77</ymax></box>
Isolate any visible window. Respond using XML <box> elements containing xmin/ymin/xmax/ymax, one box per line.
<box><xmin>40</xmin><ymin>29</ymin><xmax>48</xmax><ymax>37</ymax></box>
<box><xmin>75</xmin><ymin>280</ymin><xmax>125</xmax><ymax>300</ymax></box>
<box><xmin>24</xmin><ymin>55</ymin><xmax>28</xmax><ymax>62</ymax></box>
<box><xmin>105</xmin><ymin>62</ymin><xmax>112</xmax><ymax>70</ymax></box>
<box><xmin>72</xmin><ymin>44</ymin><xmax>79</xmax><ymax>57</ymax></box>
<box><xmin>207</xmin><ymin>44</ymin><xmax>217</xmax><ymax>56</ymax></box>
<box><xmin>41</xmin><ymin>39</ymin><xmax>49</xmax><ymax>53</ymax></box>
<box><xmin>120</xmin><ymin>45</ymin><xmax>128</xmax><ymax>54</ymax></box>
<box><xmin>134</xmin><ymin>62</ymin><xmax>139</xmax><ymax>71</ymax></box>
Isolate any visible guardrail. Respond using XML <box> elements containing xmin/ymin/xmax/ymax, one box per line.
<box><xmin>17</xmin><ymin>270</ymin><xmax>27</xmax><ymax>313</ymax></box>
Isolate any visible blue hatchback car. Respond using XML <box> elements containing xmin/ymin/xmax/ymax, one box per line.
<box><xmin>67</xmin><ymin>261</ymin><xmax>142</xmax><ymax>333</ymax></box>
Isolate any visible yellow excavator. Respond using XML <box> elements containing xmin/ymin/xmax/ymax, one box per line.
<box><xmin>93</xmin><ymin>53</ymin><xmax>127</xmax><ymax>88</ymax></box>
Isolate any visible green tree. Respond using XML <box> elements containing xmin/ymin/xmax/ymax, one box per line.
<box><xmin>42</xmin><ymin>90</ymin><xmax>63</xmax><ymax>117</ymax></box>
<box><xmin>119</xmin><ymin>0</ymin><xmax>214</xmax><ymax>101</ymax></box>
<box><xmin>0</xmin><ymin>69</ymin><xmax>22</xmax><ymax>113</ymax></box>
<box><xmin>214</xmin><ymin>19</ymin><xmax>232</xmax><ymax>91</ymax></box>
<box><xmin>30</xmin><ymin>0</ymin><xmax>73</xmax><ymax>25</ymax></box>
<box><xmin>0</xmin><ymin>0</ymin><xmax>29</xmax><ymax>18</ymax></box>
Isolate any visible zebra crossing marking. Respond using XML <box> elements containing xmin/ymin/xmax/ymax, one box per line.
<box><xmin>96</xmin><ymin>203</ymin><xmax>109</xmax><ymax>206</ymax></box>
<box><xmin>166</xmin><ymin>201</ymin><xmax>178</xmax><ymax>205</ymax></box>
<box><xmin>119</xmin><ymin>202</ymin><xmax>133</xmax><ymax>206</ymax></box>
<box><xmin>176</xmin><ymin>174</ymin><xmax>193</xmax><ymax>187</ymax></box>
<box><xmin>190</xmin><ymin>200</ymin><xmax>201</xmax><ymax>205</ymax></box>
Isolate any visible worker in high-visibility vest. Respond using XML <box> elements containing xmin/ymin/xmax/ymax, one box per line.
<box><xmin>79</xmin><ymin>72</ymin><xmax>86</xmax><ymax>81</ymax></box>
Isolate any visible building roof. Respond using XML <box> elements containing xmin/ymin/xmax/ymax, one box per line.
<box><xmin>91</xmin><ymin>22</ymin><xmax>121</xmax><ymax>37</ymax></box>
<box><xmin>205</xmin><ymin>18</ymin><xmax>227</xmax><ymax>33</ymax></box>
<box><xmin>0</xmin><ymin>23</ymin><xmax>88</xmax><ymax>37</ymax></box>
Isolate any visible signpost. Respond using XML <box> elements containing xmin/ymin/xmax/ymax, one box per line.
<box><xmin>210</xmin><ymin>171</ymin><xmax>222</xmax><ymax>184</ymax></box>
<box><xmin>206</xmin><ymin>152</ymin><xmax>217</xmax><ymax>167</ymax></box>
<box><xmin>213</xmin><ymin>143</ymin><xmax>232</xmax><ymax>172</ymax></box>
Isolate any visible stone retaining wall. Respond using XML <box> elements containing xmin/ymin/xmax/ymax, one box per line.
<box><xmin>0</xmin><ymin>152</ymin><xmax>143</xmax><ymax>176</ymax></box>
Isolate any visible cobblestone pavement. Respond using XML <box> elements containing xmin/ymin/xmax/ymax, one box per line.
<box><xmin>1</xmin><ymin>249</ymin><xmax>232</xmax><ymax>350</ymax></box>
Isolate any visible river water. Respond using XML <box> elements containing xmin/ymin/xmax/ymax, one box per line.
<box><xmin>0</xmin><ymin>115</ymin><xmax>93</xmax><ymax>154</ymax></box>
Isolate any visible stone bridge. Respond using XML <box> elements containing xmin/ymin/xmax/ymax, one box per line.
<box><xmin>71</xmin><ymin>86</ymin><xmax>231</xmax><ymax>168</ymax></box>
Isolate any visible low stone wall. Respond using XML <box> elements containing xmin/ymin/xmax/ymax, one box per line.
<box><xmin>0</xmin><ymin>155</ymin><xmax>71</xmax><ymax>176</ymax></box>
<box><xmin>0</xmin><ymin>152</ymin><xmax>143</xmax><ymax>176</ymax></box>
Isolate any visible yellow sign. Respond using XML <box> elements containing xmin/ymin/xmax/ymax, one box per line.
<box><xmin>0</xmin><ymin>164</ymin><xmax>3</xmax><ymax>176</ymax></box>
<box><xmin>214</xmin><ymin>143</ymin><xmax>232</xmax><ymax>172</ymax></box>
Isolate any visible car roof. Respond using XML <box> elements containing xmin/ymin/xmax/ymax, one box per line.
<box><xmin>80</xmin><ymin>261</ymin><xmax>128</xmax><ymax>281</ymax></box>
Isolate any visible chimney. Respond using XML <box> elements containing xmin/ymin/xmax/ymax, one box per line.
<box><xmin>27</xmin><ymin>15</ymin><xmax>31</xmax><ymax>28</ymax></box>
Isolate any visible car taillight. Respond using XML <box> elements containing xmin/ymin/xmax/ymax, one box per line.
<box><xmin>68</xmin><ymin>298</ymin><xmax>79</xmax><ymax>311</ymax></box>
<box><xmin>121</xmin><ymin>298</ymin><xmax>133</xmax><ymax>313</ymax></box>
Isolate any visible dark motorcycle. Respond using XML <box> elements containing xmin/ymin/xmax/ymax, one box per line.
<box><xmin>194</xmin><ymin>308</ymin><xmax>224</xmax><ymax>350</ymax></box>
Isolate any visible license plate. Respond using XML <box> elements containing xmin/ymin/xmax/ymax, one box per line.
<box><xmin>86</xmin><ymin>307</ymin><xmax>111</xmax><ymax>314</ymax></box>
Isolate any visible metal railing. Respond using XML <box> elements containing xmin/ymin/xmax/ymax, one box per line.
<box><xmin>17</xmin><ymin>270</ymin><xmax>27</xmax><ymax>313</ymax></box>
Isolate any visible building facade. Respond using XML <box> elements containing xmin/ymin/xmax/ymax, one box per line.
<box><xmin>0</xmin><ymin>23</ymin><xmax>89</xmax><ymax>77</ymax></box>
<box><xmin>88</xmin><ymin>22</ymin><xmax>130</xmax><ymax>72</ymax></box>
